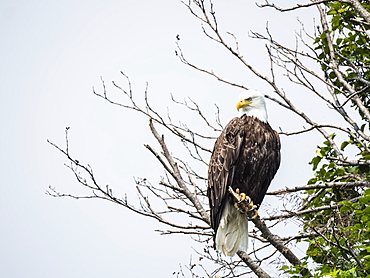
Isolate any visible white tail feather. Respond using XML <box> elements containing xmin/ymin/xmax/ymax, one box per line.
<box><xmin>215</xmin><ymin>202</ymin><xmax>248</xmax><ymax>256</ymax></box>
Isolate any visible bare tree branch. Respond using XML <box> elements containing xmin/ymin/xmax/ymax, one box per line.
<box><xmin>258</xmin><ymin>0</ymin><xmax>332</xmax><ymax>11</ymax></box>
<box><xmin>237</xmin><ymin>251</ymin><xmax>272</xmax><ymax>278</ymax></box>
<box><xmin>251</xmin><ymin>218</ymin><xmax>312</xmax><ymax>276</ymax></box>
<box><xmin>267</xmin><ymin>181</ymin><xmax>370</xmax><ymax>195</ymax></box>
<box><xmin>262</xmin><ymin>196</ymin><xmax>360</xmax><ymax>221</ymax></box>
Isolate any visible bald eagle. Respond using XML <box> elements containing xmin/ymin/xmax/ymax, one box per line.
<box><xmin>207</xmin><ymin>90</ymin><xmax>281</xmax><ymax>256</ymax></box>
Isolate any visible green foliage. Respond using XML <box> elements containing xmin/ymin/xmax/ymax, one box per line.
<box><xmin>283</xmin><ymin>1</ymin><xmax>370</xmax><ymax>277</ymax></box>
<box><xmin>301</xmin><ymin>134</ymin><xmax>370</xmax><ymax>276</ymax></box>
<box><xmin>283</xmin><ymin>190</ymin><xmax>370</xmax><ymax>277</ymax></box>
<box><xmin>314</xmin><ymin>1</ymin><xmax>370</xmax><ymax>119</ymax></box>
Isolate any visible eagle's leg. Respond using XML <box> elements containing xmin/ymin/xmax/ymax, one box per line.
<box><xmin>228</xmin><ymin>187</ymin><xmax>259</xmax><ymax>219</ymax></box>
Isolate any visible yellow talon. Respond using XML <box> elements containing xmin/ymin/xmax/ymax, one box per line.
<box><xmin>249</xmin><ymin>207</ymin><xmax>259</xmax><ymax>219</ymax></box>
<box><xmin>239</xmin><ymin>192</ymin><xmax>247</xmax><ymax>201</ymax></box>
<box><xmin>228</xmin><ymin>186</ymin><xmax>259</xmax><ymax>218</ymax></box>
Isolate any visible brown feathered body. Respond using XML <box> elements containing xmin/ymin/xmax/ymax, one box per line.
<box><xmin>207</xmin><ymin>114</ymin><xmax>280</xmax><ymax>256</ymax></box>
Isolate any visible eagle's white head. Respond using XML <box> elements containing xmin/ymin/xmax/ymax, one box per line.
<box><xmin>236</xmin><ymin>89</ymin><xmax>267</xmax><ymax>122</ymax></box>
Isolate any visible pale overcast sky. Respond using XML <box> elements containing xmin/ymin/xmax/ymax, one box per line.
<box><xmin>0</xmin><ymin>1</ymin><xmax>322</xmax><ymax>277</ymax></box>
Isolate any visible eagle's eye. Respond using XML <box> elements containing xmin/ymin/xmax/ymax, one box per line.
<box><xmin>245</xmin><ymin>97</ymin><xmax>252</xmax><ymax>101</ymax></box>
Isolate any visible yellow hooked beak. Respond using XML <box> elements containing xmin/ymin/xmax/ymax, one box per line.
<box><xmin>236</xmin><ymin>99</ymin><xmax>252</xmax><ymax>111</ymax></box>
